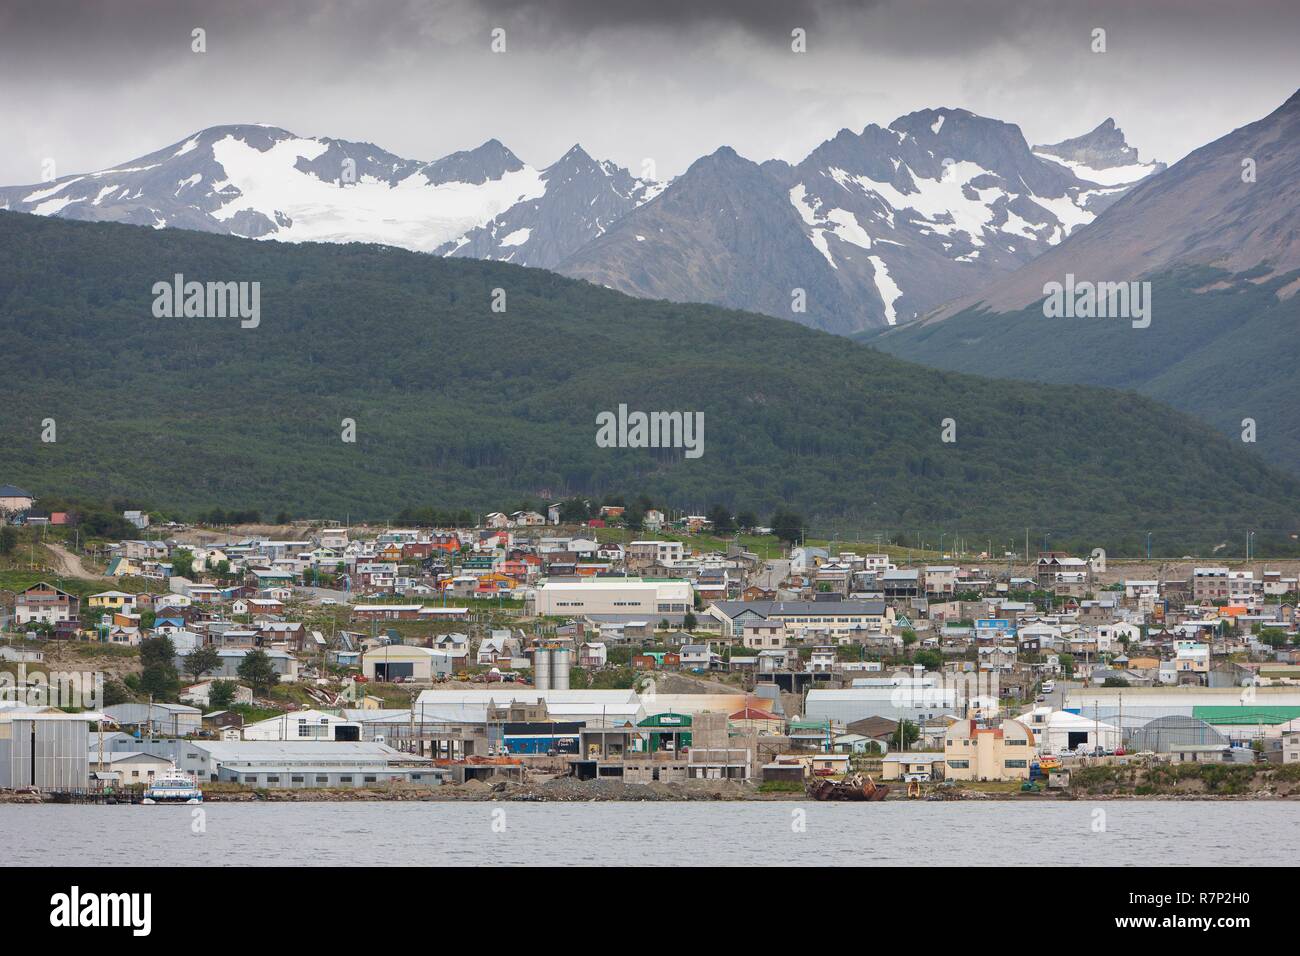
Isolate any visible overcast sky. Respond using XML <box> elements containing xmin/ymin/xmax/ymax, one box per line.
<box><xmin>1</xmin><ymin>0</ymin><xmax>1296</xmax><ymax>184</ymax></box>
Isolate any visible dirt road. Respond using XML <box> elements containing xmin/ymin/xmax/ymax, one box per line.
<box><xmin>44</xmin><ymin>542</ymin><xmax>109</xmax><ymax>581</ymax></box>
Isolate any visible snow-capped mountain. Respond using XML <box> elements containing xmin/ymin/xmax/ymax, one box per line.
<box><xmin>435</xmin><ymin>144</ymin><xmax>662</xmax><ymax>268</ymax></box>
<box><xmin>0</xmin><ymin>125</ymin><xmax>652</xmax><ymax>255</ymax></box>
<box><xmin>0</xmin><ymin>109</ymin><xmax>1160</xmax><ymax>334</ymax></box>
<box><xmin>559</xmin><ymin>108</ymin><xmax>1162</xmax><ymax>332</ymax></box>
<box><xmin>1034</xmin><ymin>118</ymin><xmax>1167</xmax><ymax>193</ymax></box>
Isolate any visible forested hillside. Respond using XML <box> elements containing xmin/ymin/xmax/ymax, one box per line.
<box><xmin>1</xmin><ymin>210</ymin><xmax>1298</xmax><ymax>554</ymax></box>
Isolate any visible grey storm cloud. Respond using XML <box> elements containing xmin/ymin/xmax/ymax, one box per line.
<box><xmin>476</xmin><ymin>0</ymin><xmax>876</xmax><ymax>34</ymax></box>
<box><xmin>0</xmin><ymin>0</ymin><xmax>1296</xmax><ymax>185</ymax></box>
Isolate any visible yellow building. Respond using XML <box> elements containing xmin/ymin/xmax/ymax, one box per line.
<box><xmin>88</xmin><ymin>590</ymin><xmax>135</xmax><ymax>611</ymax></box>
<box><xmin>944</xmin><ymin>717</ymin><xmax>1035</xmax><ymax>781</ymax></box>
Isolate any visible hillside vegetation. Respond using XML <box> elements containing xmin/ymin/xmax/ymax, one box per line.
<box><xmin>1</xmin><ymin>211</ymin><xmax>1298</xmax><ymax>554</ymax></box>
<box><xmin>869</xmin><ymin>265</ymin><xmax>1300</xmax><ymax>474</ymax></box>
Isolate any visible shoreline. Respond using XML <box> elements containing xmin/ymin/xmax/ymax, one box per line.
<box><xmin>7</xmin><ymin>785</ymin><xmax>1299</xmax><ymax>804</ymax></box>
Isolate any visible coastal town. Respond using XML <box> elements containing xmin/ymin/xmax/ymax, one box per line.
<box><xmin>3</xmin><ymin>484</ymin><xmax>1300</xmax><ymax>803</ymax></box>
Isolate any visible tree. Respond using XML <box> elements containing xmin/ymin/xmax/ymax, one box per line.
<box><xmin>708</xmin><ymin>504</ymin><xmax>734</xmax><ymax>534</ymax></box>
<box><xmin>183</xmin><ymin>645</ymin><xmax>221</xmax><ymax>684</ymax></box>
<box><xmin>1259</xmin><ymin>628</ymin><xmax>1288</xmax><ymax>650</ymax></box>
<box><xmin>237</xmin><ymin>649</ymin><xmax>280</xmax><ymax>696</ymax></box>
<box><xmin>736</xmin><ymin>511</ymin><xmax>757</xmax><ymax>532</ymax></box>
<box><xmin>683</xmin><ymin>611</ymin><xmax>697</xmax><ymax>631</ymax></box>
<box><xmin>101</xmin><ymin>677</ymin><xmax>132</xmax><ymax>707</ymax></box>
<box><xmin>771</xmin><ymin>509</ymin><xmax>803</xmax><ymax>545</ymax></box>
<box><xmin>894</xmin><ymin>719</ymin><xmax>920</xmax><ymax>750</ymax></box>
<box><xmin>207</xmin><ymin>680</ymin><xmax>239</xmax><ymax>710</ymax></box>
<box><xmin>901</xmin><ymin>628</ymin><xmax>918</xmax><ymax>648</ymax></box>
<box><xmin>170</xmin><ymin>548</ymin><xmax>194</xmax><ymax>579</ymax></box>
<box><xmin>138</xmin><ymin>635</ymin><xmax>179</xmax><ymax>701</ymax></box>
<box><xmin>558</xmin><ymin>498</ymin><xmax>590</xmax><ymax>524</ymax></box>
<box><xmin>1102</xmin><ymin>676</ymin><xmax>1130</xmax><ymax>687</ymax></box>
<box><xmin>0</xmin><ymin>526</ymin><xmax>16</xmax><ymax>555</ymax></box>
<box><xmin>914</xmin><ymin>649</ymin><xmax>942</xmax><ymax>670</ymax></box>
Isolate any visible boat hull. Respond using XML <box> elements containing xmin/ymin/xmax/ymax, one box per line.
<box><xmin>806</xmin><ymin>774</ymin><xmax>889</xmax><ymax>802</ymax></box>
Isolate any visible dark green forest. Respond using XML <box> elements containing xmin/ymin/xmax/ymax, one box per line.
<box><xmin>867</xmin><ymin>264</ymin><xmax>1300</xmax><ymax>476</ymax></box>
<box><xmin>1</xmin><ymin>210</ymin><xmax>1298</xmax><ymax>555</ymax></box>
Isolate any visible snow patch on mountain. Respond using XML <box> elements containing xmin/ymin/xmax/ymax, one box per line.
<box><xmin>1032</xmin><ymin>152</ymin><xmax>1162</xmax><ymax>186</ymax></box>
<box><xmin>868</xmin><ymin>255</ymin><xmax>902</xmax><ymax>324</ymax></box>
<box><xmin>206</xmin><ymin>134</ymin><xmax>546</xmax><ymax>249</ymax></box>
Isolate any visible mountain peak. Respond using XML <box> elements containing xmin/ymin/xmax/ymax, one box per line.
<box><xmin>470</xmin><ymin>138</ymin><xmax>518</xmax><ymax>161</ymax></box>
<box><xmin>555</xmin><ymin>143</ymin><xmax>595</xmax><ymax>165</ymax></box>
<box><xmin>421</xmin><ymin>138</ymin><xmax>524</xmax><ymax>185</ymax></box>
<box><xmin>1033</xmin><ymin>117</ymin><xmax>1159</xmax><ymax>175</ymax></box>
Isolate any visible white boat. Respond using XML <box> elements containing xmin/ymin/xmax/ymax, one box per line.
<box><xmin>142</xmin><ymin>769</ymin><xmax>203</xmax><ymax>804</ymax></box>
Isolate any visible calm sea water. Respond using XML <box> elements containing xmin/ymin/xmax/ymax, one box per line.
<box><xmin>3</xmin><ymin>801</ymin><xmax>1295</xmax><ymax>866</ymax></box>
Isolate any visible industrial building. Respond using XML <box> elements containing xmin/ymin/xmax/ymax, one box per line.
<box><xmin>414</xmin><ymin>688</ymin><xmax>643</xmax><ymax>727</ymax></box>
<box><xmin>345</xmin><ymin>704</ymin><xmax>496</xmax><ymax>758</ymax></box>
<box><xmin>241</xmin><ymin>709</ymin><xmax>362</xmax><ymax>741</ymax></box>
<box><xmin>361</xmin><ymin>644</ymin><xmax>457</xmax><ymax>682</ymax></box>
<box><xmin>1016</xmin><ymin>707</ymin><xmax>1122</xmax><ymax>753</ymax></box>
<box><xmin>529</xmin><ymin>577</ymin><xmax>695</xmax><ymax>624</ymax></box>
<box><xmin>0</xmin><ymin>706</ymin><xmax>104</xmax><ymax>791</ymax></box>
<box><xmin>1127</xmin><ymin>715</ymin><xmax>1231</xmax><ymax>758</ymax></box>
<box><xmin>1064</xmin><ymin>686</ymin><xmax>1300</xmax><ymax>742</ymax></box>
<box><xmin>99</xmin><ymin>738</ymin><xmax>438</xmax><ymax>786</ymax></box>
<box><xmin>805</xmin><ymin>685</ymin><xmax>959</xmax><ymax>726</ymax></box>
<box><xmin>102</xmin><ymin>702</ymin><xmax>202</xmax><ymax>737</ymax></box>
<box><xmin>708</xmin><ymin>599</ymin><xmax>894</xmax><ymax>641</ymax></box>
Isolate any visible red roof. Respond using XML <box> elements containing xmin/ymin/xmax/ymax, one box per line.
<box><xmin>730</xmin><ymin>707</ymin><xmax>779</xmax><ymax>721</ymax></box>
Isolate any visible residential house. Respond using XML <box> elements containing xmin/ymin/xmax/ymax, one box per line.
<box><xmin>15</xmin><ymin>583</ymin><xmax>80</xmax><ymax>626</ymax></box>
<box><xmin>88</xmin><ymin>591</ymin><xmax>136</xmax><ymax>612</ymax></box>
<box><xmin>0</xmin><ymin>484</ymin><xmax>35</xmax><ymax>515</ymax></box>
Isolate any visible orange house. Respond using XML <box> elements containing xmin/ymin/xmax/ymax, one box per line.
<box><xmin>476</xmin><ymin>572</ymin><xmax>514</xmax><ymax>594</ymax></box>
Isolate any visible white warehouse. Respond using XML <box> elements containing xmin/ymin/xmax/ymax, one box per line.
<box><xmin>529</xmin><ymin>577</ymin><xmax>694</xmax><ymax>624</ymax></box>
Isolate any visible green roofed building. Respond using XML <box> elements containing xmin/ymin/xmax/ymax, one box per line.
<box><xmin>1192</xmin><ymin>706</ymin><xmax>1300</xmax><ymax>726</ymax></box>
<box><xmin>638</xmin><ymin>712</ymin><xmax>692</xmax><ymax>752</ymax></box>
